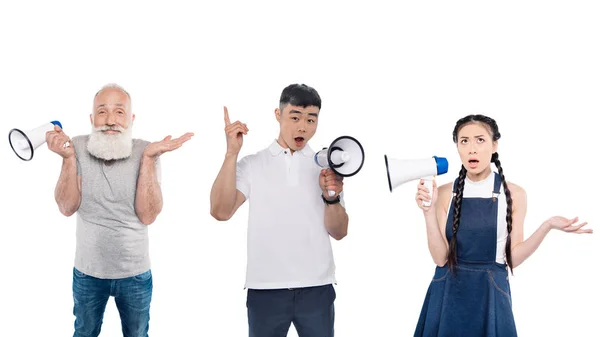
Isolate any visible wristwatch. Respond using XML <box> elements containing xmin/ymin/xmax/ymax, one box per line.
<box><xmin>322</xmin><ymin>194</ymin><xmax>341</xmax><ymax>205</ymax></box>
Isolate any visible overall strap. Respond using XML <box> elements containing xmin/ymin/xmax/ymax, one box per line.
<box><xmin>492</xmin><ymin>172</ymin><xmax>502</xmax><ymax>199</ymax></box>
<box><xmin>452</xmin><ymin>177</ymin><xmax>460</xmax><ymax>197</ymax></box>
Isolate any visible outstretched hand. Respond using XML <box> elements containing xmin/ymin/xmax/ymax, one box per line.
<box><xmin>143</xmin><ymin>132</ymin><xmax>194</xmax><ymax>159</ymax></box>
<box><xmin>545</xmin><ymin>216</ymin><xmax>592</xmax><ymax>234</ymax></box>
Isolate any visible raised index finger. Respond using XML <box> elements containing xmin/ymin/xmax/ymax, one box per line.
<box><xmin>224</xmin><ymin>106</ymin><xmax>231</xmax><ymax>125</ymax></box>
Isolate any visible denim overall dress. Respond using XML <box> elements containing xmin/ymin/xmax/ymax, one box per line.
<box><xmin>414</xmin><ymin>172</ymin><xmax>518</xmax><ymax>337</ymax></box>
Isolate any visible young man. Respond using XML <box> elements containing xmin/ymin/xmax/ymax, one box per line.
<box><xmin>47</xmin><ymin>83</ymin><xmax>193</xmax><ymax>337</ymax></box>
<box><xmin>210</xmin><ymin>84</ymin><xmax>349</xmax><ymax>337</ymax></box>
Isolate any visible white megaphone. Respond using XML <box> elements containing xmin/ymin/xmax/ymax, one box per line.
<box><xmin>314</xmin><ymin>135</ymin><xmax>365</xmax><ymax>197</ymax></box>
<box><xmin>384</xmin><ymin>154</ymin><xmax>449</xmax><ymax>206</ymax></box>
<box><xmin>9</xmin><ymin>120</ymin><xmax>64</xmax><ymax>161</ymax></box>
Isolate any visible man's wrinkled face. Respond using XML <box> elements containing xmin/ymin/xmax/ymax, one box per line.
<box><xmin>87</xmin><ymin>88</ymin><xmax>135</xmax><ymax>160</ymax></box>
<box><xmin>90</xmin><ymin>88</ymin><xmax>134</xmax><ymax>131</ymax></box>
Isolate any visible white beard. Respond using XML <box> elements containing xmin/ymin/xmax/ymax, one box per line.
<box><xmin>87</xmin><ymin>125</ymin><xmax>133</xmax><ymax>160</ymax></box>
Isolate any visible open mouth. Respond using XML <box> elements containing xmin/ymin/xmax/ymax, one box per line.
<box><xmin>468</xmin><ymin>158</ymin><xmax>479</xmax><ymax>168</ymax></box>
<box><xmin>294</xmin><ymin>137</ymin><xmax>305</xmax><ymax>146</ymax></box>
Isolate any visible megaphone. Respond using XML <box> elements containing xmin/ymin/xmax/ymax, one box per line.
<box><xmin>9</xmin><ymin>121</ymin><xmax>64</xmax><ymax>161</ymax></box>
<box><xmin>384</xmin><ymin>155</ymin><xmax>449</xmax><ymax>206</ymax></box>
<box><xmin>314</xmin><ymin>135</ymin><xmax>365</xmax><ymax>197</ymax></box>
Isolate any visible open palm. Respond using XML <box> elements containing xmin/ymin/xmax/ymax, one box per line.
<box><xmin>143</xmin><ymin>132</ymin><xmax>194</xmax><ymax>158</ymax></box>
<box><xmin>546</xmin><ymin>216</ymin><xmax>592</xmax><ymax>234</ymax></box>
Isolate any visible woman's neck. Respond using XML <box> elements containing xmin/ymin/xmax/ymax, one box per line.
<box><xmin>466</xmin><ymin>166</ymin><xmax>492</xmax><ymax>182</ymax></box>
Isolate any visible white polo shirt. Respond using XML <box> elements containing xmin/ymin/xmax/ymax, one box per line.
<box><xmin>236</xmin><ymin>140</ymin><xmax>344</xmax><ymax>290</ymax></box>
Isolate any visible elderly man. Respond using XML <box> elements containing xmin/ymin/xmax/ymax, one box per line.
<box><xmin>46</xmin><ymin>83</ymin><xmax>193</xmax><ymax>337</ymax></box>
<box><xmin>210</xmin><ymin>83</ymin><xmax>348</xmax><ymax>337</ymax></box>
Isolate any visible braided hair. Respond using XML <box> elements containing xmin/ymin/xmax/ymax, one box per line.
<box><xmin>448</xmin><ymin>115</ymin><xmax>514</xmax><ymax>274</ymax></box>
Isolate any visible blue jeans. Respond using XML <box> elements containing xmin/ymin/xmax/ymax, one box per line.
<box><xmin>247</xmin><ymin>284</ymin><xmax>336</xmax><ymax>337</ymax></box>
<box><xmin>72</xmin><ymin>267</ymin><xmax>153</xmax><ymax>337</ymax></box>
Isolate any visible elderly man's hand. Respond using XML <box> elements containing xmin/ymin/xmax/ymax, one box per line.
<box><xmin>46</xmin><ymin>124</ymin><xmax>74</xmax><ymax>159</ymax></box>
<box><xmin>142</xmin><ymin>132</ymin><xmax>194</xmax><ymax>159</ymax></box>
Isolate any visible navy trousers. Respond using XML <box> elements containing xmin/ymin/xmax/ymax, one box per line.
<box><xmin>247</xmin><ymin>284</ymin><xmax>336</xmax><ymax>337</ymax></box>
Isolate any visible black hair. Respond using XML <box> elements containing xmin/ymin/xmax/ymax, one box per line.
<box><xmin>279</xmin><ymin>83</ymin><xmax>321</xmax><ymax>111</ymax></box>
<box><xmin>448</xmin><ymin>114</ymin><xmax>514</xmax><ymax>274</ymax></box>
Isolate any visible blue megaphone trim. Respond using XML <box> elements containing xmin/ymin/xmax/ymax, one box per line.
<box><xmin>433</xmin><ymin>156</ymin><xmax>449</xmax><ymax>175</ymax></box>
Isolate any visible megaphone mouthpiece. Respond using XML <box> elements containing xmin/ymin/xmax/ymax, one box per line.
<box><xmin>329</xmin><ymin>149</ymin><xmax>351</xmax><ymax>166</ymax></box>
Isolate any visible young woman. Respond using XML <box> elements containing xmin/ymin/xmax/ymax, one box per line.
<box><xmin>413</xmin><ymin>114</ymin><xmax>592</xmax><ymax>336</ymax></box>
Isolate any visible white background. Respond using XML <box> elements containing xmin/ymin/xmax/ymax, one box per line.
<box><xmin>1</xmin><ymin>1</ymin><xmax>598</xmax><ymax>336</ymax></box>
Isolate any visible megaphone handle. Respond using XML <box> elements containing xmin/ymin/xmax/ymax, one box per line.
<box><xmin>328</xmin><ymin>190</ymin><xmax>335</xmax><ymax>197</ymax></box>
<box><xmin>422</xmin><ymin>178</ymin><xmax>434</xmax><ymax>207</ymax></box>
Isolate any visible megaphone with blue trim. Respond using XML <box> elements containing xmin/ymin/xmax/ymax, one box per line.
<box><xmin>9</xmin><ymin>120</ymin><xmax>65</xmax><ymax>161</ymax></box>
<box><xmin>384</xmin><ymin>155</ymin><xmax>449</xmax><ymax>206</ymax></box>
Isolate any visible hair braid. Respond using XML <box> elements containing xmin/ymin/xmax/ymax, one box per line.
<box><xmin>447</xmin><ymin>166</ymin><xmax>467</xmax><ymax>272</ymax></box>
<box><xmin>492</xmin><ymin>152</ymin><xmax>514</xmax><ymax>274</ymax></box>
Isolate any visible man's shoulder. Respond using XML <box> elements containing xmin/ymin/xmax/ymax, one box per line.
<box><xmin>132</xmin><ymin>138</ymin><xmax>151</xmax><ymax>146</ymax></box>
<box><xmin>238</xmin><ymin>146</ymin><xmax>270</xmax><ymax>163</ymax></box>
<box><xmin>72</xmin><ymin>134</ymin><xmax>89</xmax><ymax>143</ymax></box>
<box><xmin>71</xmin><ymin>134</ymin><xmax>89</xmax><ymax>152</ymax></box>
<box><xmin>131</xmin><ymin>138</ymin><xmax>151</xmax><ymax>154</ymax></box>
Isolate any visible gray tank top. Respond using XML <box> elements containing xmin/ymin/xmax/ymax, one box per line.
<box><xmin>72</xmin><ymin>134</ymin><xmax>160</xmax><ymax>279</ymax></box>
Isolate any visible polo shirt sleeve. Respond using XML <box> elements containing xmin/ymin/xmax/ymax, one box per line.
<box><xmin>236</xmin><ymin>155</ymin><xmax>252</xmax><ymax>199</ymax></box>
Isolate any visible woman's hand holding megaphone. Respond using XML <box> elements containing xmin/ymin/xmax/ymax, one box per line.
<box><xmin>46</xmin><ymin>124</ymin><xmax>74</xmax><ymax>159</ymax></box>
<box><xmin>416</xmin><ymin>178</ymin><xmax>438</xmax><ymax>212</ymax></box>
<box><xmin>224</xmin><ymin>106</ymin><xmax>248</xmax><ymax>156</ymax></box>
